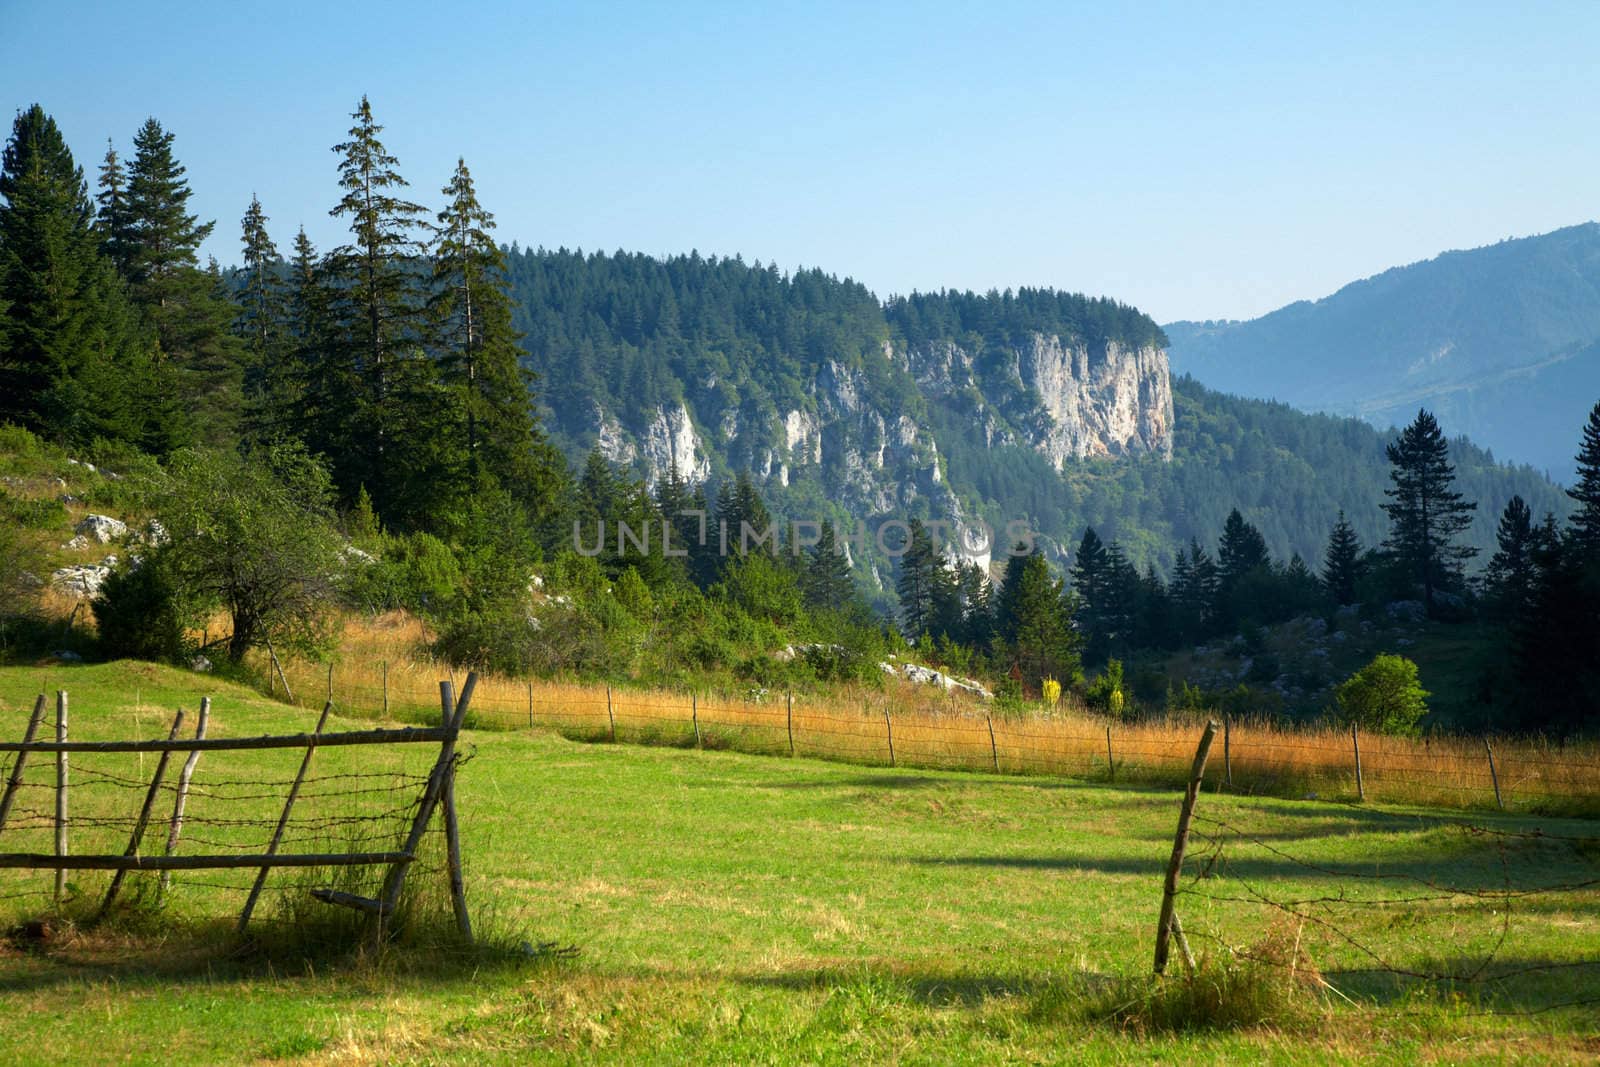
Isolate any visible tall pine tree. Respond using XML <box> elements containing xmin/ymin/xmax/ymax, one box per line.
<box><xmin>236</xmin><ymin>195</ymin><xmax>288</xmax><ymax>440</ymax></box>
<box><xmin>0</xmin><ymin>105</ymin><xmax>145</xmax><ymax>444</ymax></box>
<box><xmin>325</xmin><ymin>96</ymin><xmax>443</xmax><ymax>527</ymax></box>
<box><xmin>1569</xmin><ymin>400</ymin><xmax>1600</xmax><ymax>553</ymax></box>
<box><xmin>1321</xmin><ymin>510</ymin><xmax>1362</xmax><ymax>606</ymax></box>
<box><xmin>1382</xmin><ymin>409</ymin><xmax>1476</xmax><ymax>616</ymax></box>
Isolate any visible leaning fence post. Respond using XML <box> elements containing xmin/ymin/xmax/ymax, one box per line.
<box><xmin>691</xmin><ymin>692</ymin><xmax>701</xmax><ymax>749</ymax></box>
<box><xmin>237</xmin><ymin>701</ymin><xmax>334</xmax><ymax>933</ymax></box>
<box><xmin>527</xmin><ymin>680</ymin><xmax>534</xmax><ymax>730</ymax></box>
<box><xmin>99</xmin><ymin>709</ymin><xmax>186</xmax><ymax>919</ymax></box>
<box><xmin>382</xmin><ymin>660</ymin><xmax>389</xmax><ymax>717</ymax></box>
<box><xmin>160</xmin><ymin>697</ymin><xmax>210</xmax><ymax>896</ymax></box>
<box><xmin>1351</xmin><ymin>722</ymin><xmax>1365</xmax><ymax>802</ymax></box>
<box><xmin>1105</xmin><ymin>723</ymin><xmax>1115</xmax><ymax>782</ymax></box>
<box><xmin>786</xmin><ymin>691</ymin><xmax>795</xmax><ymax>757</ymax></box>
<box><xmin>987</xmin><ymin>712</ymin><xmax>1000</xmax><ymax>773</ymax></box>
<box><xmin>606</xmin><ymin>684</ymin><xmax>616</xmax><ymax>742</ymax></box>
<box><xmin>884</xmin><ymin>707</ymin><xmax>895</xmax><ymax>767</ymax></box>
<box><xmin>1484</xmin><ymin>737</ymin><xmax>1504</xmax><ymax>811</ymax></box>
<box><xmin>265</xmin><ymin>637</ymin><xmax>294</xmax><ymax>704</ymax></box>
<box><xmin>54</xmin><ymin>690</ymin><xmax>68</xmax><ymax>904</ymax></box>
<box><xmin>1154</xmin><ymin>720</ymin><xmax>1219</xmax><ymax>975</ymax></box>
<box><xmin>0</xmin><ymin>695</ymin><xmax>46</xmax><ymax>837</ymax></box>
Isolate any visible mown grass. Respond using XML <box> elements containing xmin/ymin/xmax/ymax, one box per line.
<box><xmin>0</xmin><ymin>661</ymin><xmax>1597</xmax><ymax>1064</ymax></box>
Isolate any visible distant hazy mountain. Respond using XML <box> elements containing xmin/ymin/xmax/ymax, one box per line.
<box><xmin>1164</xmin><ymin>223</ymin><xmax>1600</xmax><ymax>480</ymax></box>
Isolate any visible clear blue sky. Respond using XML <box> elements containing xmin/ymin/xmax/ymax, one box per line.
<box><xmin>3</xmin><ymin>1</ymin><xmax>1596</xmax><ymax>322</ymax></box>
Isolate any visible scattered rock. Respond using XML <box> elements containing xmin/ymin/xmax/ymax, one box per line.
<box><xmin>898</xmin><ymin>663</ymin><xmax>992</xmax><ymax>698</ymax></box>
<box><xmin>340</xmin><ymin>544</ymin><xmax>375</xmax><ymax>566</ymax></box>
<box><xmin>1385</xmin><ymin>600</ymin><xmax>1426</xmax><ymax>623</ymax></box>
<box><xmin>61</xmin><ymin>534</ymin><xmax>90</xmax><ymax>550</ymax></box>
<box><xmin>878</xmin><ymin>661</ymin><xmax>898</xmax><ymax>676</ymax></box>
<box><xmin>18</xmin><ymin>571</ymin><xmax>42</xmax><ymax>588</ymax></box>
<box><xmin>134</xmin><ymin>519</ymin><xmax>169</xmax><ymax>546</ymax></box>
<box><xmin>49</xmin><ymin>650</ymin><xmax>83</xmax><ymax>663</ymax></box>
<box><xmin>190</xmin><ymin>655</ymin><xmax>213</xmax><ymax>673</ymax></box>
<box><xmin>50</xmin><ymin>556</ymin><xmax>117</xmax><ymax>597</ymax></box>
<box><xmin>1304</xmin><ymin>617</ymin><xmax>1328</xmax><ymax>638</ymax></box>
<box><xmin>73</xmin><ymin>513</ymin><xmax>127</xmax><ymax>544</ymax></box>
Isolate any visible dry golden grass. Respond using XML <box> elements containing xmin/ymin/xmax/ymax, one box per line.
<box><xmin>267</xmin><ymin>613</ymin><xmax>1600</xmax><ymax>816</ymax></box>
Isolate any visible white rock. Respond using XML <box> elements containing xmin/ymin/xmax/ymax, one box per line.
<box><xmin>190</xmin><ymin>656</ymin><xmax>213</xmax><ymax>673</ymax></box>
<box><xmin>51</xmin><ymin>557</ymin><xmax>116</xmax><ymax>597</ymax></box>
<box><xmin>73</xmin><ymin>513</ymin><xmax>127</xmax><ymax>544</ymax></box>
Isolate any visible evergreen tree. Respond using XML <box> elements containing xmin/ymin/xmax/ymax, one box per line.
<box><xmin>123</xmin><ymin>117</ymin><xmax>240</xmax><ymax>447</ymax></box>
<box><xmin>430</xmin><ymin>157</ymin><xmax>557</xmax><ymax>510</ymax></box>
<box><xmin>895</xmin><ymin>517</ymin><xmax>942</xmax><ymax>640</ymax></box>
<box><xmin>1569</xmin><ymin>400</ymin><xmax>1600</xmax><ymax>552</ymax></box>
<box><xmin>283</xmin><ymin>226</ymin><xmax>336</xmax><ymax>447</ymax></box>
<box><xmin>716</xmin><ymin>471</ymin><xmax>774</xmax><ymax>557</ymax></box>
<box><xmin>1217</xmin><ymin>508</ymin><xmax>1269</xmax><ymax>583</ymax></box>
<box><xmin>994</xmin><ymin>549</ymin><xmax>1080</xmax><ymax>691</ymax></box>
<box><xmin>802</xmin><ymin>520</ymin><xmax>855</xmax><ymax>611</ymax></box>
<box><xmin>955</xmin><ymin>559</ymin><xmax>994</xmax><ymax>648</ymax></box>
<box><xmin>1483</xmin><ymin>495</ymin><xmax>1537</xmax><ymax>620</ymax></box>
<box><xmin>1069</xmin><ymin>527</ymin><xmax>1110</xmax><ymax>656</ymax></box>
<box><xmin>236</xmin><ymin>195</ymin><xmax>288</xmax><ymax>440</ymax></box>
<box><xmin>0</xmin><ymin>105</ymin><xmax>144</xmax><ymax>444</ymax></box>
<box><xmin>324</xmin><ymin>96</ymin><xmax>442</xmax><ymax>527</ymax></box>
<box><xmin>1382</xmin><ymin>409</ymin><xmax>1477</xmax><ymax>616</ymax></box>
<box><xmin>1512</xmin><ymin>526</ymin><xmax>1600</xmax><ymax>736</ymax></box>
<box><xmin>93</xmin><ymin>139</ymin><xmax>132</xmax><ymax>276</ymax></box>
<box><xmin>1321</xmin><ymin>510</ymin><xmax>1363</xmax><ymax>606</ymax></box>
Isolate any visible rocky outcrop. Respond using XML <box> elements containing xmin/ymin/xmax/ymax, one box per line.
<box><xmin>72</xmin><ymin>513</ymin><xmax>127</xmax><ymax>545</ymax></box>
<box><xmin>639</xmin><ymin>402</ymin><xmax>710</xmax><ymax>488</ymax></box>
<box><xmin>1018</xmin><ymin>335</ymin><xmax>1173</xmax><ymax>465</ymax></box>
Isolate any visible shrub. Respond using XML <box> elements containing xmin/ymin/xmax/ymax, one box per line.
<box><xmin>1085</xmin><ymin>659</ymin><xmax>1126</xmax><ymax>717</ymax></box>
<box><xmin>1334</xmin><ymin>653</ymin><xmax>1430</xmax><ymax>735</ymax></box>
<box><xmin>344</xmin><ymin>532</ymin><xmax>463</xmax><ymax>617</ymax></box>
<box><xmin>92</xmin><ymin>555</ymin><xmax>190</xmax><ymax>664</ymax></box>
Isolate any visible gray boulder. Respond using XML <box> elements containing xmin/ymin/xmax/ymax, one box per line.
<box><xmin>73</xmin><ymin>514</ymin><xmax>127</xmax><ymax>544</ymax></box>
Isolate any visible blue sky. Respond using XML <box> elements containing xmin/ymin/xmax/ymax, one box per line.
<box><xmin>3</xmin><ymin>1</ymin><xmax>1596</xmax><ymax>322</ymax></box>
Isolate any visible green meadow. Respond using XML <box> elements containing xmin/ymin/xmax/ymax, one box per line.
<box><xmin>0</xmin><ymin>663</ymin><xmax>1595</xmax><ymax>1064</ymax></box>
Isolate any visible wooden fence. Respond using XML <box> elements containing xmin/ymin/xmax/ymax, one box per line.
<box><xmin>0</xmin><ymin>674</ymin><xmax>481</xmax><ymax>940</ymax></box>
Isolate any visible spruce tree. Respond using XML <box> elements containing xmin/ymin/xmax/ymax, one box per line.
<box><xmin>994</xmin><ymin>549</ymin><xmax>1080</xmax><ymax>691</ymax></box>
<box><xmin>325</xmin><ymin>96</ymin><xmax>442</xmax><ymax>526</ymax></box>
<box><xmin>123</xmin><ymin>117</ymin><xmax>240</xmax><ymax>447</ymax></box>
<box><xmin>1569</xmin><ymin>400</ymin><xmax>1600</xmax><ymax>552</ymax></box>
<box><xmin>1483</xmin><ymin>495</ymin><xmax>1536</xmax><ymax>620</ymax></box>
<box><xmin>236</xmin><ymin>195</ymin><xmax>288</xmax><ymax>440</ymax></box>
<box><xmin>802</xmin><ymin>520</ymin><xmax>855</xmax><ymax>611</ymax></box>
<box><xmin>895</xmin><ymin>518</ymin><xmax>942</xmax><ymax>640</ymax></box>
<box><xmin>1321</xmin><ymin>510</ymin><xmax>1362</xmax><ymax>606</ymax></box>
<box><xmin>1217</xmin><ymin>508</ymin><xmax>1269</xmax><ymax>583</ymax></box>
<box><xmin>0</xmin><ymin>105</ymin><xmax>144</xmax><ymax>443</ymax></box>
<box><xmin>93</xmin><ymin>139</ymin><xmax>133</xmax><ymax>276</ymax></box>
<box><xmin>431</xmin><ymin>158</ymin><xmax>532</xmax><ymax>485</ymax></box>
<box><xmin>284</xmin><ymin>227</ymin><xmax>337</xmax><ymax>447</ymax></box>
<box><xmin>1382</xmin><ymin>409</ymin><xmax>1477</xmax><ymax>616</ymax></box>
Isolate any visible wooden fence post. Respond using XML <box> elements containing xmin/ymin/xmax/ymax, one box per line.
<box><xmin>1105</xmin><ymin>723</ymin><xmax>1115</xmax><ymax>782</ymax></box>
<box><xmin>377</xmin><ymin>674</ymin><xmax>476</xmax><ymax>927</ymax></box>
<box><xmin>440</xmin><ymin>685</ymin><xmax>473</xmax><ymax>942</ymax></box>
<box><xmin>606</xmin><ymin>684</ymin><xmax>616</xmax><ymax>742</ymax></box>
<box><xmin>786</xmin><ymin>691</ymin><xmax>795</xmax><ymax>757</ymax></box>
<box><xmin>265</xmin><ymin>637</ymin><xmax>293</xmax><ymax>704</ymax></box>
<box><xmin>527</xmin><ymin>680</ymin><xmax>534</xmax><ymax>730</ymax></box>
<box><xmin>884</xmin><ymin>707</ymin><xmax>895</xmax><ymax>767</ymax></box>
<box><xmin>692</xmin><ymin>692</ymin><xmax>701</xmax><ymax>749</ymax></box>
<box><xmin>0</xmin><ymin>696</ymin><xmax>46</xmax><ymax>836</ymax></box>
<box><xmin>1484</xmin><ymin>737</ymin><xmax>1504</xmax><ymax>811</ymax></box>
<box><xmin>1223</xmin><ymin>718</ymin><xmax>1232</xmax><ymax>788</ymax></box>
<box><xmin>1154</xmin><ymin>720</ymin><xmax>1218</xmax><ymax>975</ymax></box>
<box><xmin>99</xmin><ymin>709</ymin><xmax>185</xmax><ymax>919</ymax></box>
<box><xmin>1352</xmin><ymin>722</ymin><xmax>1365</xmax><ymax>802</ymax></box>
<box><xmin>987</xmin><ymin>712</ymin><xmax>1000</xmax><ymax>774</ymax></box>
<box><xmin>238</xmin><ymin>701</ymin><xmax>334</xmax><ymax>933</ymax></box>
<box><xmin>54</xmin><ymin>690</ymin><xmax>67</xmax><ymax>904</ymax></box>
<box><xmin>327</xmin><ymin>662</ymin><xmax>334</xmax><ymax>704</ymax></box>
<box><xmin>160</xmin><ymin>697</ymin><xmax>210</xmax><ymax>895</ymax></box>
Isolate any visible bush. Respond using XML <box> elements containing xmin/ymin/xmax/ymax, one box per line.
<box><xmin>344</xmin><ymin>532</ymin><xmax>463</xmax><ymax>617</ymax></box>
<box><xmin>92</xmin><ymin>556</ymin><xmax>190</xmax><ymax>664</ymax></box>
<box><xmin>1334</xmin><ymin>653</ymin><xmax>1430</xmax><ymax>735</ymax></box>
<box><xmin>1085</xmin><ymin>659</ymin><xmax>1126</xmax><ymax>717</ymax></box>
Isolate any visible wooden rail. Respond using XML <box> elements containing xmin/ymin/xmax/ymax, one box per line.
<box><xmin>0</xmin><ymin>726</ymin><xmax>453</xmax><ymax>754</ymax></box>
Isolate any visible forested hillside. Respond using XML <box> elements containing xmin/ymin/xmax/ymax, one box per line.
<box><xmin>502</xmin><ymin>247</ymin><xmax>1568</xmax><ymax>574</ymax></box>
<box><xmin>1165</xmin><ymin>222</ymin><xmax>1600</xmax><ymax>479</ymax></box>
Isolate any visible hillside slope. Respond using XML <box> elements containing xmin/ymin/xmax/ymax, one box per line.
<box><xmin>1165</xmin><ymin>222</ymin><xmax>1600</xmax><ymax>479</ymax></box>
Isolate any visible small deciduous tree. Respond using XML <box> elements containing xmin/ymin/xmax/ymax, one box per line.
<box><xmin>154</xmin><ymin>443</ymin><xmax>343</xmax><ymax>662</ymax></box>
<box><xmin>1334</xmin><ymin>653</ymin><xmax>1430</xmax><ymax>735</ymax></box>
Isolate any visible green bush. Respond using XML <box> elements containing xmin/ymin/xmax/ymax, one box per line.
<box><xmin>1334</xmin><ymin>653</ymin><xmax>1430</xmax><ymax>735</ymax></box>
<box><xmin>1085</xmin><ymin>659</ymin><xmax>1126</xmax><ymax>716</ymax></box>
<box><xmin>92</xmin><ymin>556</ymin><xmax>190</xmax><ymax>664</ymax></box>
<box><xmin>344</xmin><ymin>532</ymin><xmax>463</xmax><ymax>617</ymax></box>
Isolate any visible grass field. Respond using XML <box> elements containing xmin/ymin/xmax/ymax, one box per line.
<box><xmin>1</xmin><ymin>662</ymin><xmax>1597</xmax><ymax>1064</ymax></box>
